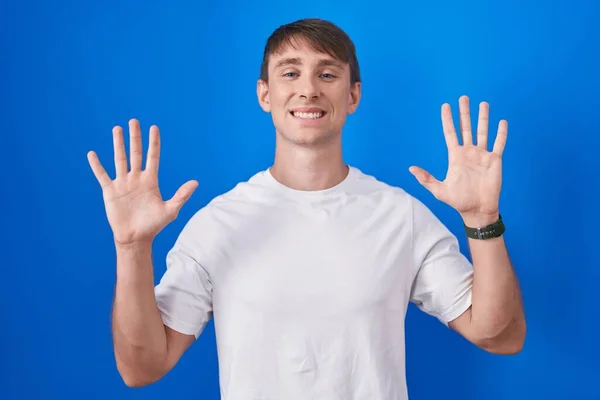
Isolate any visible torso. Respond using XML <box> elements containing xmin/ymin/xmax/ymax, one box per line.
<box><xmin>204</xmin><ymin>167</ymin><xmax>416</xmax><ymax>400</ymax></box>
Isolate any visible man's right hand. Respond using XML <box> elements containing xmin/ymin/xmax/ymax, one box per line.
<box><xmin>87</xmin><ymin>119</ymin><xmax>198</xmax><ymax>247</ymax></box>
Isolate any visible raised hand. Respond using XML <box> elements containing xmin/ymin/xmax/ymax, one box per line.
<box><xmin>409</xmin><ymin>95</ymin><xmax>507</xmax><ymax>227</ymax></box>
<box><xmin>87</xmin><ymin>119</ymin><xmax>198</xmax><ymax>246</ymax></box>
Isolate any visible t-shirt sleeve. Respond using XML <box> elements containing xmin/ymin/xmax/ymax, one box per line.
<box><xmin>409</xmin><ymin>196</ymin><xmax>473</xmax><ymax>326</ymax></box>
<box><xmin>154</xmin><ymin>211</ymin><xmax>214</xmax><ymax>339</ymax></box>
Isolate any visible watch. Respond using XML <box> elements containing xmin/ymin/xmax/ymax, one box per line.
<box><xmin>464</xmin><ymin>214</ymin><xmax>505</xmax><ymax>240</ymax></box>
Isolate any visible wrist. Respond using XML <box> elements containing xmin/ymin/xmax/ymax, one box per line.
<box><xmin>461</xmin><ymin>211</ymin><xmax>500</xmax><ymax>228</ymax></box>
<box><xmin>115</xmin><ymin>238</ymin><xmax>154</xmax><ymax>253</ymax></box>
<box><xmin>115</xmin><ymin>240</ymin><xmax>155</xmax><ymax>280</ymax></box>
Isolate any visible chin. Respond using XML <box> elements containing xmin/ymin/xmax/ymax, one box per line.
<box><xmin>279</xmin><ymin>128</ymin><xmax>339</xmax><ymax>147</ymax></box>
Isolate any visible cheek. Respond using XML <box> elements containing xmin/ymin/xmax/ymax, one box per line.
<box><xmin>269</xmin><ymin>84</ymin><xmax>291</xmax><ymax>103</ymax></box>
<box><xmin>332</xmin><ymin>94</ymin><xmax>350</xmax><ymax>114</ymax></box>
<box><xmin>269</xmin><ymin>90</ymin><xmax>291</xmax><ymax>121</ymax></box>
<box><xmin>328</xmin><ymin>85</ymin><xmax>350</xmax><ymax>107</ymax></box>
<box><xmin>270</xmin><ymin>95</ymin><xmax>291</xmax><ymax>116</ymax></box>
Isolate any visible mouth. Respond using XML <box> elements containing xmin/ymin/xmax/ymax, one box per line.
<box><xmin>289</xmin><ymin>108</ymin><xmax>327</xmax><ymax>120</ymax></box>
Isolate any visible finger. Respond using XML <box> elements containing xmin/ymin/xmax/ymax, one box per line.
<box><xmin>145</xmin><ymin>125</ymin><xmax>160</xmax><ymax>174</ymax></box>
<box><xmin>87</xmin><ymin>151</ymin><xmax>112</xmax><ymax>189</ymax></box>
<box><xmin>492</xmin><ymin>119</ymin><xmax>508</xmax><ymax>157</ymax></box>
<box><xmin>459</xmin><ymin>95</ymin><xmax>473</xmax><ymax>145</ymax></box>
<box><xmin>129</xmin><ymin>118</ymin><xmax>143</xmax><ymax>172</ymax></box>
<box><xmin>113</xmin><ymin>126</ymin><xmax>128</xmax><ymax>177</ymax></box>
<box><xmin>476</xmin><ymin>102</ymin><xmax>490</xmax><ymax>150</ymax></box>
<box><xmin>441</xmin><ymin>103</ymin><xmax>459</xmax><ymax>149</ymax></box>
<box><xmin>166</xmin><ymin>180</ymin><xmax>199</xmax><ymax>217</ymax></box>
<box><xmin>409</xmin><ymin>166</ymin><xmax>442</xmax><ymax>198</ymax></box>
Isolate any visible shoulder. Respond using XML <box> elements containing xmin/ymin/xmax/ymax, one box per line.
<box><xmin>167</xmin><ymin>169</ymin><xmax>273</xmax><ymax>266</ymax></box>
<box><xmin>177</xmin><ymin>169</ymin><xmax>273</xmax><ymax>235</ymax></box>
<box><xmin>348</xmin><ymin>166</ymin><xmax>418</xmax><ymax>210</ymax></box>
<box><xmin>349</xmin><ymin>166</ymin><xmax>451</xmax><ymax>233</ymax></box>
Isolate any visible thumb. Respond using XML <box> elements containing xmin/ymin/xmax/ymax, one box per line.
<box><xmin>166</xmin><ymin>180</ymin><xmax>199</xmax><ymax>218</ymax></box>
<box><xmin>409</xmin><ymin>166</ymin><xmax>441</xmax><ymax>197</ymax></box>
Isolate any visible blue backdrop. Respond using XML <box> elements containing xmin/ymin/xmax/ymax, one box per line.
<box><xmin>1</xmin><ymin>0</ymin><xmax>598</xmax><ymax>399</ymax></box>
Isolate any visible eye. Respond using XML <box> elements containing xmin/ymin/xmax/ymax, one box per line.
<box><xmin>283</xmin><ymin>72</ymin><xmax>297</xmax><ymax>78</ymax></box>
<box><xmin>320</xmin><ymin>73</ymin><xmax>336</xmax><ymax>79</ymax></box>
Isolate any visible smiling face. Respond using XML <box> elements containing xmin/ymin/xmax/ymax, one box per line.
<box><xmin>257</xmin><ymin>36</ymin><xmax>361</xmax><ymax>147</ymax></box>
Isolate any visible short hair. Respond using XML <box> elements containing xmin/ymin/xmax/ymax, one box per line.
<box><xmin>259</xmin><ymin>18</ymin><xmax>361</xmax><ymax>84</ymax></box>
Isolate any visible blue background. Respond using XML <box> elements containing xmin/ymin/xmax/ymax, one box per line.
<box><xmin>1</xmin><ymin>0</ymin><xmax>598</xmax><ymax>399</ymax></box>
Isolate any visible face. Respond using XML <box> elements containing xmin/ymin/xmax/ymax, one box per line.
<box><xmin>257</xmin><ymin>38</ymin><xmax>361</xmax><ymax>147</ymax></box>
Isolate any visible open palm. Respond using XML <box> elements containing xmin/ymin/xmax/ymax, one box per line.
<box><xmin>409</xmin><ymin>96</ymin><xmax>507</xmax><ymax>221</ymax></box>
<box><xmin>87</xmin><ymin>119</ymin><xmax>198</xmax><ymax>246</ymax></box>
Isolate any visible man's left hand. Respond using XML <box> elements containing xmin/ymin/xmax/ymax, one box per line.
<box><xmin>409</xmin><ymin>95</ymin><xmax>507</xmax><ymax>227</ymax></box>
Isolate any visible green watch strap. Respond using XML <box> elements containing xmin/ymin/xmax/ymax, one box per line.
<box><xmin>464</xmin><ymin>214</ymin><xmax>505</xmax><ymax>240</ymax></box>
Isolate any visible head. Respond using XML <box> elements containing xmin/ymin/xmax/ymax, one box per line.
<box><xmin>257</xmin><ymin>18</ymin><xmax>362</xmax><ymax>147</ymax></box>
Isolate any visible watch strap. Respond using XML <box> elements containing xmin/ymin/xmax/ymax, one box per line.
<box><xmin>464</xmin><ymin>214</ymin><xmax>505</xmax><ymax>240</ymax></box>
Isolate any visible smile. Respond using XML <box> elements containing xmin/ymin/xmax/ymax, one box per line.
<box><xmin>290</xmin><ymin>111</ymin><xmax>326</xmax><ymax>119</ymax></box>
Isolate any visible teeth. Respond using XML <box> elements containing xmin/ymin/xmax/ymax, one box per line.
<box><xmin>293</xmin><ymin>111</ymin><xmax>323</xmax><ymax>119</ymax></box>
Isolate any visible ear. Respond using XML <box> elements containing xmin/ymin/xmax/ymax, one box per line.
<box><xmin>257</xmin><ymin>79</ymin><xmax>271</xmax><ymax>112</ymax></box>
<box><xmin>347</xmin><ymin>81</ymin><xmax>361</xmax><ymax>114</ymax></box>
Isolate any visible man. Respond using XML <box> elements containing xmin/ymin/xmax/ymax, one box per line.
<box><xmin>88</xmin><ymin>18</ymin><xmax>526</xmax><ymax>400</ymax></box>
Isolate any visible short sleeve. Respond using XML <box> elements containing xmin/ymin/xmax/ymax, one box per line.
<box><xmin>409</xmin><ymin>196</ymin><xmax>473</xmax><ymax>326</ymax></box>
<box><xmin>154</xmin><ymin>213</ymin><xmax>213</xmax><ymax>339</ymax></box>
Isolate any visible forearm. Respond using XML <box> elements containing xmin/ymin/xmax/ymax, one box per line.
<box><xmin>468</xmin><ymin>234</ymin><xmax>524</xmax><ymax>339</ymax></box>
<box><xmin>112</xmin><ymin>241</ymin><xmax>167</xmax><ymax>385</ymax></box>
<box><xmin>462</xmin><ymin>212</ymin><xmax>525</xmax><ymax>345</ymax></box>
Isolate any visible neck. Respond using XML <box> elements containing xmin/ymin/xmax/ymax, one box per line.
<box><xmin>270</xmin><ymin>132</ymin><xmax>348</xmax><ymax>191</ymax></box>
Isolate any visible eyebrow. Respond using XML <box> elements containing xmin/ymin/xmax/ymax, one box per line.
<box><xmin>273</xmin><ymin>57</ymin><xmax>344</xmax><ymax>70</ymax></box>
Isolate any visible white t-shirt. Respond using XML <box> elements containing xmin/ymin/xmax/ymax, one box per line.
<box><xmin>154</xmin><ymin>165</ymin><xmax>473</xmax><ymax>400</ymax></box>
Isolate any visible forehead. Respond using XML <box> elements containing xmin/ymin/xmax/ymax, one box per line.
<box><xmin>268</xmin><ymin>38</ymin><xmax>346</xmax><ymax>70</ymax></box>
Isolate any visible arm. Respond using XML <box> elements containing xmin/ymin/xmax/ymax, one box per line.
<box><xmin>448</xmin><ymin>213</ymin><xmax>526</xmax><ymax>354</ymax></box>
<box><xmin>409</xmin><ymin>96</ymin><xmax>526</xmax><ymax>354</ymax></box>
<box><xmin>87</xmin><ymin>119</ymin><xmax>200</xmax><ymax>387</ymax></box>
<box><xmin>112</xmin><ymin>241</ymin><xmax>195</xmax><ymax>387</ymax></box>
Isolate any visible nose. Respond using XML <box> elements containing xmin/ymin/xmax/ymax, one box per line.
<box><xmin>298</xmin><ymin>75</ymin><xmax>320</xmax><ymax>100</ymax></box>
